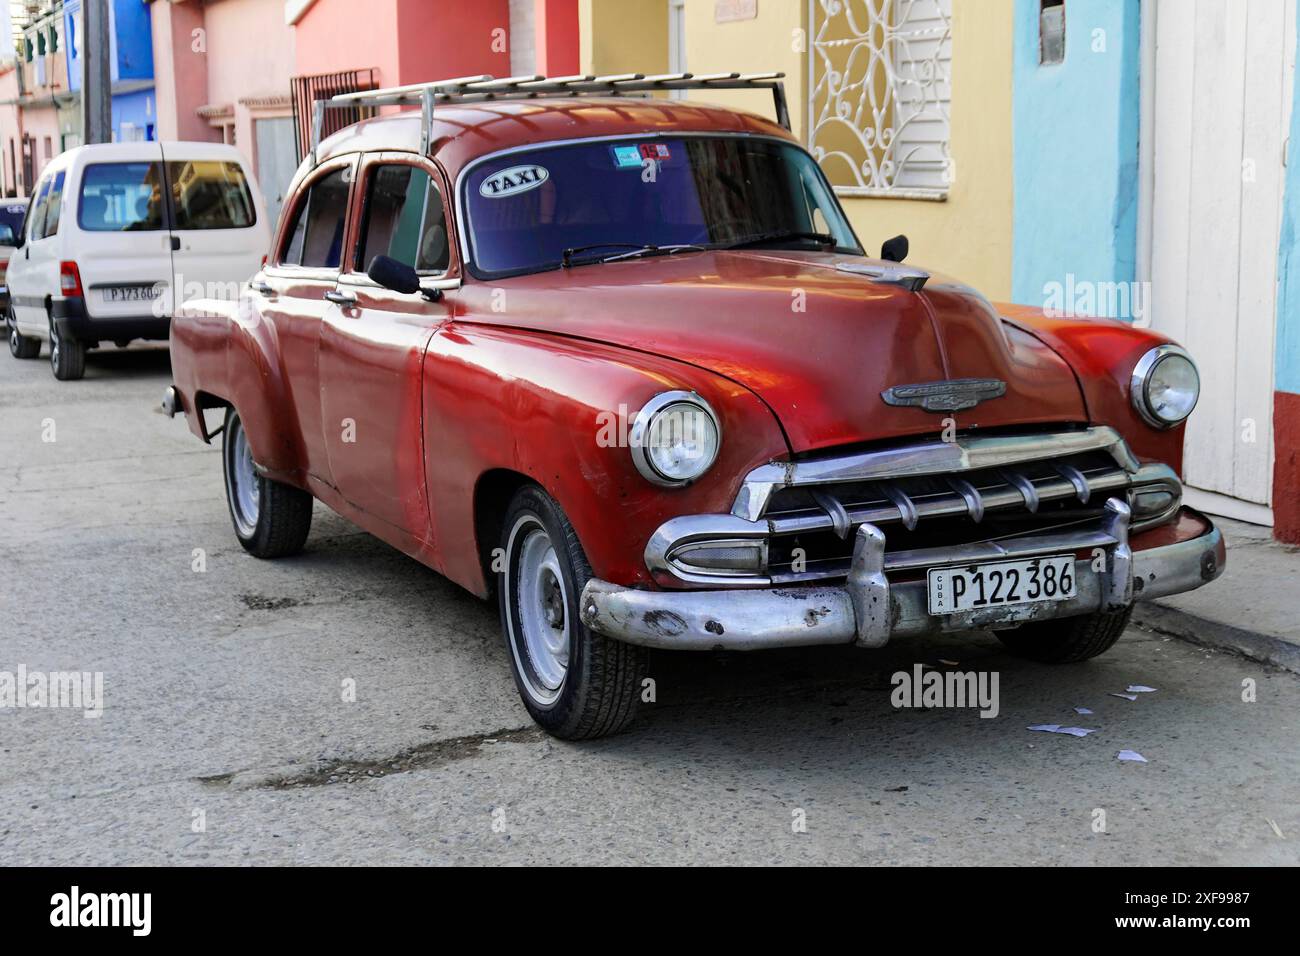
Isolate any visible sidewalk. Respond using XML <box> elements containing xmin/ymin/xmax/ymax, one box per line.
<box><xmin>1132</xmin><ymin>516</ymin><xmax>1300</xmax><ymax>672</ymax></box>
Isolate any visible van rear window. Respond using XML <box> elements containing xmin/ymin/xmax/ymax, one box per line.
<box><xmin>78</xmin><ymin>162</ymin><xmax>166</xmax><ymax>232</ymax></box>
<box><xmin>167</xmin><ymin>160</ymin><xmax>256</xmax><ymax>230</ymax></box>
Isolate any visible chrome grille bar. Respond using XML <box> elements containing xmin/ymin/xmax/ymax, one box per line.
<box><xmin>765</xmin><ymin>467</ymin><xmax>1130</xmax><ymax>537</ymax></box>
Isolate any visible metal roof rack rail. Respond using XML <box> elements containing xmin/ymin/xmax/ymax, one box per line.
<box><xmin>308</xmin><ymin>71</ymin><xmax>790</xmax><ymax>159</ymax></box>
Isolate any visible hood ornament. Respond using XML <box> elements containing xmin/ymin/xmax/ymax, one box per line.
<box><xmin>837</xmin><ymin>261</ymin><xmax>930</xmax><ymax>292</ymax></box>
<box><xmin>881</xmin><ymin>378</ymin><xmax>1007</xmax><ymax>413</ymax></box>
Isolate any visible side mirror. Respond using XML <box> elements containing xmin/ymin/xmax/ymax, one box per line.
<box><xmin>0</xmin><ymin>224</ymin><xmax>15</xmax><ymax>246</ymax></box>
<box><xmin>880</xmin><ymin>234</ymin><xmax>909</xmax><ymax>263</ymax></box>
<box><xmin>367</xmin><ymin>255</ymin><xmax>420</xmax><ymax>295</ymax></box>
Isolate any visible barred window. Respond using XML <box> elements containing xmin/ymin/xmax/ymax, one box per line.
<box><xmin>809</xmin><ymin>0</ymin><xmax>953</xmax><ymax>198</ymax></box>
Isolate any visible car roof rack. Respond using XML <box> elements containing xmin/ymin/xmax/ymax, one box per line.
<box><xmin>309</xmin><ymin>71</ymin><xmax>790</xmax><ymax>159</ymax></box>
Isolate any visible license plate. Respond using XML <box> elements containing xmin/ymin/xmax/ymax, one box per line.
<box><xmin>927</xmin><ymin>554</ymin><xmax>1077</xmax><ymax>614</ymax></box>
<box><xmin>103</xmin><ymin>285</ymin><xmax>163</xmax><ymax>302</ymax></box>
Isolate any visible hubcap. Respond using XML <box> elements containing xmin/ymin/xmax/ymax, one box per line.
<box><xmin>224</xmin><ymin>416</ymin><xmax>260</xmax><ymax>537</ymax></box>
<box><xmin>48</xmin><ymin>319</ymin><xmax>59</xmax><ymax>367</ymax></box>
<box><xmin>508</xmin><ymin>518</ymin><xmax>570</xmax><ymax>704</ymax></box>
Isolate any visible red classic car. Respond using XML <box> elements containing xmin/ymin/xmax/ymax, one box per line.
<box><xmin>164</xmin><ymin>73</ymin><xmax>1223</xmax><ymax>739</ymax></box>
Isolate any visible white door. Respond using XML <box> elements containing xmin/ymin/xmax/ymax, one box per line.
<box><xmin>1148</xmin><ymin>0</ymin><xmax>1297</xmax><ymax>521</ymax></box>
<box><xmin>254</xmin><ymin>117</ymin><xmax>298</xmax><ymax>230</ymax></box>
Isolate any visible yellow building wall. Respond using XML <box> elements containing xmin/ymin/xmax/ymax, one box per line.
<box><xmin>578</xmin><ymin>0</ymin><xmax>1014</xmax><ymax>299</ymax></box>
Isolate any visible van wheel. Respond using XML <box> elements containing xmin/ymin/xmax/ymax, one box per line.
<box><xmin>48</xmin><ymin>312</ymin><xmax>85</xmax><ymax>380</ymax></box>
<box><xmin>498</xmin><ymin>486</ymin><xmax>647</xmax><ymax>739</ymax></box>
<box><xmin>221</xmin><ymin>407</ymin><xmax>313</xmax><ymax>558</ymax></box>
<box><xmin>995</xmin><ymin>606</ymin><xmax>1133</xmax><ymax>663</ymax></box>
<box><xmin>7</xmin><ymin>311</ymin><xmax>40</xmax><ymax>359</ymax></box>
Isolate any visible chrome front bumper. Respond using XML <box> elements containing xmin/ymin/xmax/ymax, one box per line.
<box><xmin>579</xmin><ymin>509</ymin><xmax>1225</xmax><ymax>652</ymax></box>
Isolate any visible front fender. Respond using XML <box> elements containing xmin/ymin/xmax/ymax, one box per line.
<box><xmin>422</xmin><ymin>324</ymin><xmax>791</xmax><ymax>595</ymax></box>
<box><xmin>996</xmin><ymin>303</ymin><xmax>1186</xmax><ymax>472</ymax></box>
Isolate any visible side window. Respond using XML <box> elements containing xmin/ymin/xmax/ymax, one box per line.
<box><xmin>279</xmin><ymin>168</ymin><xmax>349</xmax><ymax>269</ymax></box>
<box><xmin>27</xmin><ymin>175</ymin><xmax>51</xmax><ymax>240</ymax></box>
<box><xmin>166</xmin><ymin>160</ymin><xmax>256</xmax><ymax>230</ymax></box>
<box><xmin>78</xmin><ymin>162</ymin><xmax>166</xmax><ymax>232</ymax></box>
<box><xmin>357</xmin><ymin>164</ymin><xmax>449</xmax><ymax>275</ymax></box>
<box><xmin>43</xmin><ymin>171</ymin><xmax>65</xmax><ymax>237</ymax></box>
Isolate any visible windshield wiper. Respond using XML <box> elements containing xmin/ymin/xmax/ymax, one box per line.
<box><xmin>561</xmin><ymin>242</ymin><xmax>704</xmax><ymax>268</ymax></box>
<box><xmin>721</xmin><ymin>230</ymin><xmax>839</xmax><ymax>250</ymax></box>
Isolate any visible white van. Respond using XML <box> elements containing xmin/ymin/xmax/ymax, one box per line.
<box><xmin>5</xmin><ymin>141</ymin><xmax>270</xmax><ymax>379</ymax></box>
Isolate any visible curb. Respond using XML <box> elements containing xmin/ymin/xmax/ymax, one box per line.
<box><xmin>1133</xmin><ymin>603</ymin><xmax>1300</xmax><ymax>674</ymax></box>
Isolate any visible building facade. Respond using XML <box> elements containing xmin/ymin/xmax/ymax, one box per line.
<box><xmin>579</xmin><ymin>0</ymin><xmax>1297</xmax><ymax>543</ymax></box>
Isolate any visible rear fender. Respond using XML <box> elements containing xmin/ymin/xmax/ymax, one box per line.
<box><xmin>170</xmin><ymin>297</ymin><xmax>308</xmax><ymax>481</ymax></box>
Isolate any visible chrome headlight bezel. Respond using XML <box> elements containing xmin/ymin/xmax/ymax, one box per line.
<box><xmin>629</xmin><ymin>390</ymin><xmax>721</xmax><ymax>488</ymax></box>
<box><xmin>1130</xmin><ymin>344</ymin><xmax>1200</xmax><ymax>429</ymax></box>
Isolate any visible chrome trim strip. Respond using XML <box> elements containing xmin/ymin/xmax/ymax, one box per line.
<box><xmin>731</xmin><ymin>426</ymin><xmax>1140</xmax><ymax>521</ymax></box>
<box><xmin>583</xmin><ymin>515</ymin><xmax>1224</xmax><ymax>651</ymax></box>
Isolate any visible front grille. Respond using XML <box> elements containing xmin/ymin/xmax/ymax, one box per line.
<box><xmin>763</xmin><ymin>450</ymin><xmax>1127</xmax><ymax>583</ymax></box>
<box><xmin>645</xmin><ymin>427</ymin><xmax>1181</xmax><ymax>589</ymax></box>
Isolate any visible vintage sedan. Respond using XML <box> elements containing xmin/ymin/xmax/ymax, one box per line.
<box><xmin>164</xmin><ymin>73</ymin><xmax>1224</xmax><ymax>739</ymax></box>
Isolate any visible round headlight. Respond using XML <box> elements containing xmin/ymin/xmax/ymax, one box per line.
<box><xmin>1131</xmin><ymin>345</ymin><xmax>1199</xmax><ymax>428</ymax></box>
<box><xmin>630</xmin><ymin>391</ymin><xmax>721</xmax><ymax>486</ymax></box>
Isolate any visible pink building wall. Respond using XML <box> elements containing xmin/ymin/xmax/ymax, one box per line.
<box><xmin>294</xmin><ymin>0</ymin><xmax>511</xmax><ymax>86</ymax></box>
<box><xmin>0</xmin><ymin>65</ymin><xmax>23</xmax><ymax>195</ymax></box>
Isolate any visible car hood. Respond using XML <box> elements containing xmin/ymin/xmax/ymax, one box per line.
<box><xmin>462</xmin><ymin>250</ymin><xmax>1088</xmax><ymax>453</ymax></box>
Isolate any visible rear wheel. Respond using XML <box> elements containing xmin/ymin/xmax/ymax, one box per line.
<box><xmin>221</xmin><ymin>407</ymin><xmax>313</xmax><ymax>558</ymax></box>
<box><xmin>498</xmin><ymin>486</ymin><xmax>647</xmax><ymax>739</ymax></box>
<box><xmin>995</xmin><ymin>606</ymin><xmax>1133</xmax><ymax>663</ymax></box>
<box><xmin>48</xmin><ymin>312</ymin><xmax>84</xmax><ymax>380</ymax></box>
<box><xmin>7</xmin><ymin>310</ymin><xmax>40</xmax><ymax>359</ymax></box>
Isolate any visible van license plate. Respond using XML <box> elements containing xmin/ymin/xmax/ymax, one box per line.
<box><xmin>104</xmin><ymin>285</ymin><xmax>163</xmax><ymax>302</ymax></box>
<box><xmin>927</xmin><ymin>555</ymin><xmax>1077</xmax><ymax>614</ymax></box>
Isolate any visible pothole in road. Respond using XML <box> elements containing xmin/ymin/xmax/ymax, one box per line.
<box><xmin>239</xmin><ymin>594</ymin><xmax>302</xmax><ymax>611</ymax></box>
<box><xmin>197</xmin><ymin>725</ymin><xmax>543</xmax><ymax>790</ymax></box>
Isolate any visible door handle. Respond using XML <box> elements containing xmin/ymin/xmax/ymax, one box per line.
<box><xmin>324</xmin><ymin>289</ymin><xmax>357</xmax><ymax>306</ymax></box>
<box><xmin>249</xmin><ymin>279</ymin><xmax>274</xmax><ymax>296</ymax></box>
<box><xmin>169</xmin><ymin>236</ymin><xmax>181</xmax><ymax>251</ymax></box>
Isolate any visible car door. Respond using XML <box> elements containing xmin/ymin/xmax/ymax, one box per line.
<box><xmin>252</xmin><ymin>155</ymin><xmax>357</xmax><ymax>485</ymax></box>
<box><xmin>317</xmin><ymin>153</ymin><xmax>458</xmax><ymax>537</ymax></box>
<box><xmin>6</xmin><ymin>170</ymin><xmax>53</xmax><ymax>334</ymax></box>
<box><xmin>70</xmin><ymin>144</ymin><xmax>176</xmax><ymax>323</ymax></box>
<box><xmin>162</xmin><ymin>142</ymin><xmax>271</xmax><ymax>309</ymax></box>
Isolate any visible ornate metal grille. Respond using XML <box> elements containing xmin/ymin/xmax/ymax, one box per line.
<box><xmin>808</xmin><ymin>0</ymin><xmax>953</xmax><ymax>198</ymax></box>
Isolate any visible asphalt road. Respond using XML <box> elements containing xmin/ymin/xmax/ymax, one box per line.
<box><xmin>1</xmin><ymin>344</ymin><xmax>1297</xmax><ymax>865</ymax></box>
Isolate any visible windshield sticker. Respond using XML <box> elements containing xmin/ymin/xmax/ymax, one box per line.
<box><xmin>611</xmin><ymin>145</ymin><xmax>642</xmax><ymax>169</ymax></box>
<box><xmin>639</xmin><ymin>143</ymin><xmax>670</xmax><ymax>161</ymax></box>
<box><xmin>479</xmin><ymin>164</ymin><xmax>549</xmax><ymax>198</ymax></box>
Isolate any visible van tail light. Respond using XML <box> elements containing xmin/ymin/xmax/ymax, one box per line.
<box><xmin>59</xmin><ymin>261</ymin><xmax>83</xmax><ymax>297</ymax></box>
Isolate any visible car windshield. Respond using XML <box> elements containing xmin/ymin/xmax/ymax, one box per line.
<box><xmin>463</xmin><ymin>136</ymin><xmax>861</xmax><ymax>277</ymax></box>
<box><xmin>0</xmin><ymin>202</ymin><xmax>26</xmax><ymax>245</ymax></box>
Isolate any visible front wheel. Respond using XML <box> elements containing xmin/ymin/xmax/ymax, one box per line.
<box><xmin>995</xmin><ymin>606</ymin><xmax>1133</xmax><ymax>663</ymax></box>
<box><xmin>221</xmin><ymin>407</ymin><xmax>313</xmax><ymax>558</ymax></box>
<box><xmin>48</xmin><ymin>313</ymin><xmax>84</xmax><ymax>380</ymax></box>
<box><xmin>498</xmin><ymin>486</ymin><xmax>647</xmax><ymax>739</ymax></box>
<box><xmin>7</xmin><ymin>311</ymin><xmax>40</xmax><ymax>359</ymax></box>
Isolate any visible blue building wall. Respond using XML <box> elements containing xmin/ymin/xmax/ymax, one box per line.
<box><xmin>1011</xmin><ymin>0</ymin><xmax>1141</xmax><ymax>311</ymax></box>
<box><xmin>110</xmin><ymin>0</ymin><xmax>154</xmax><ymax>82</ymax></box>
<box><xmin>1277</xmin><ymin>12</ymin><xmax>1300</xmax><ymax>396</ymax></box>
<box><xmin>64</xmin><ymin>0</ymin><xmax>156</xmax><ymax>141</ymax></box>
